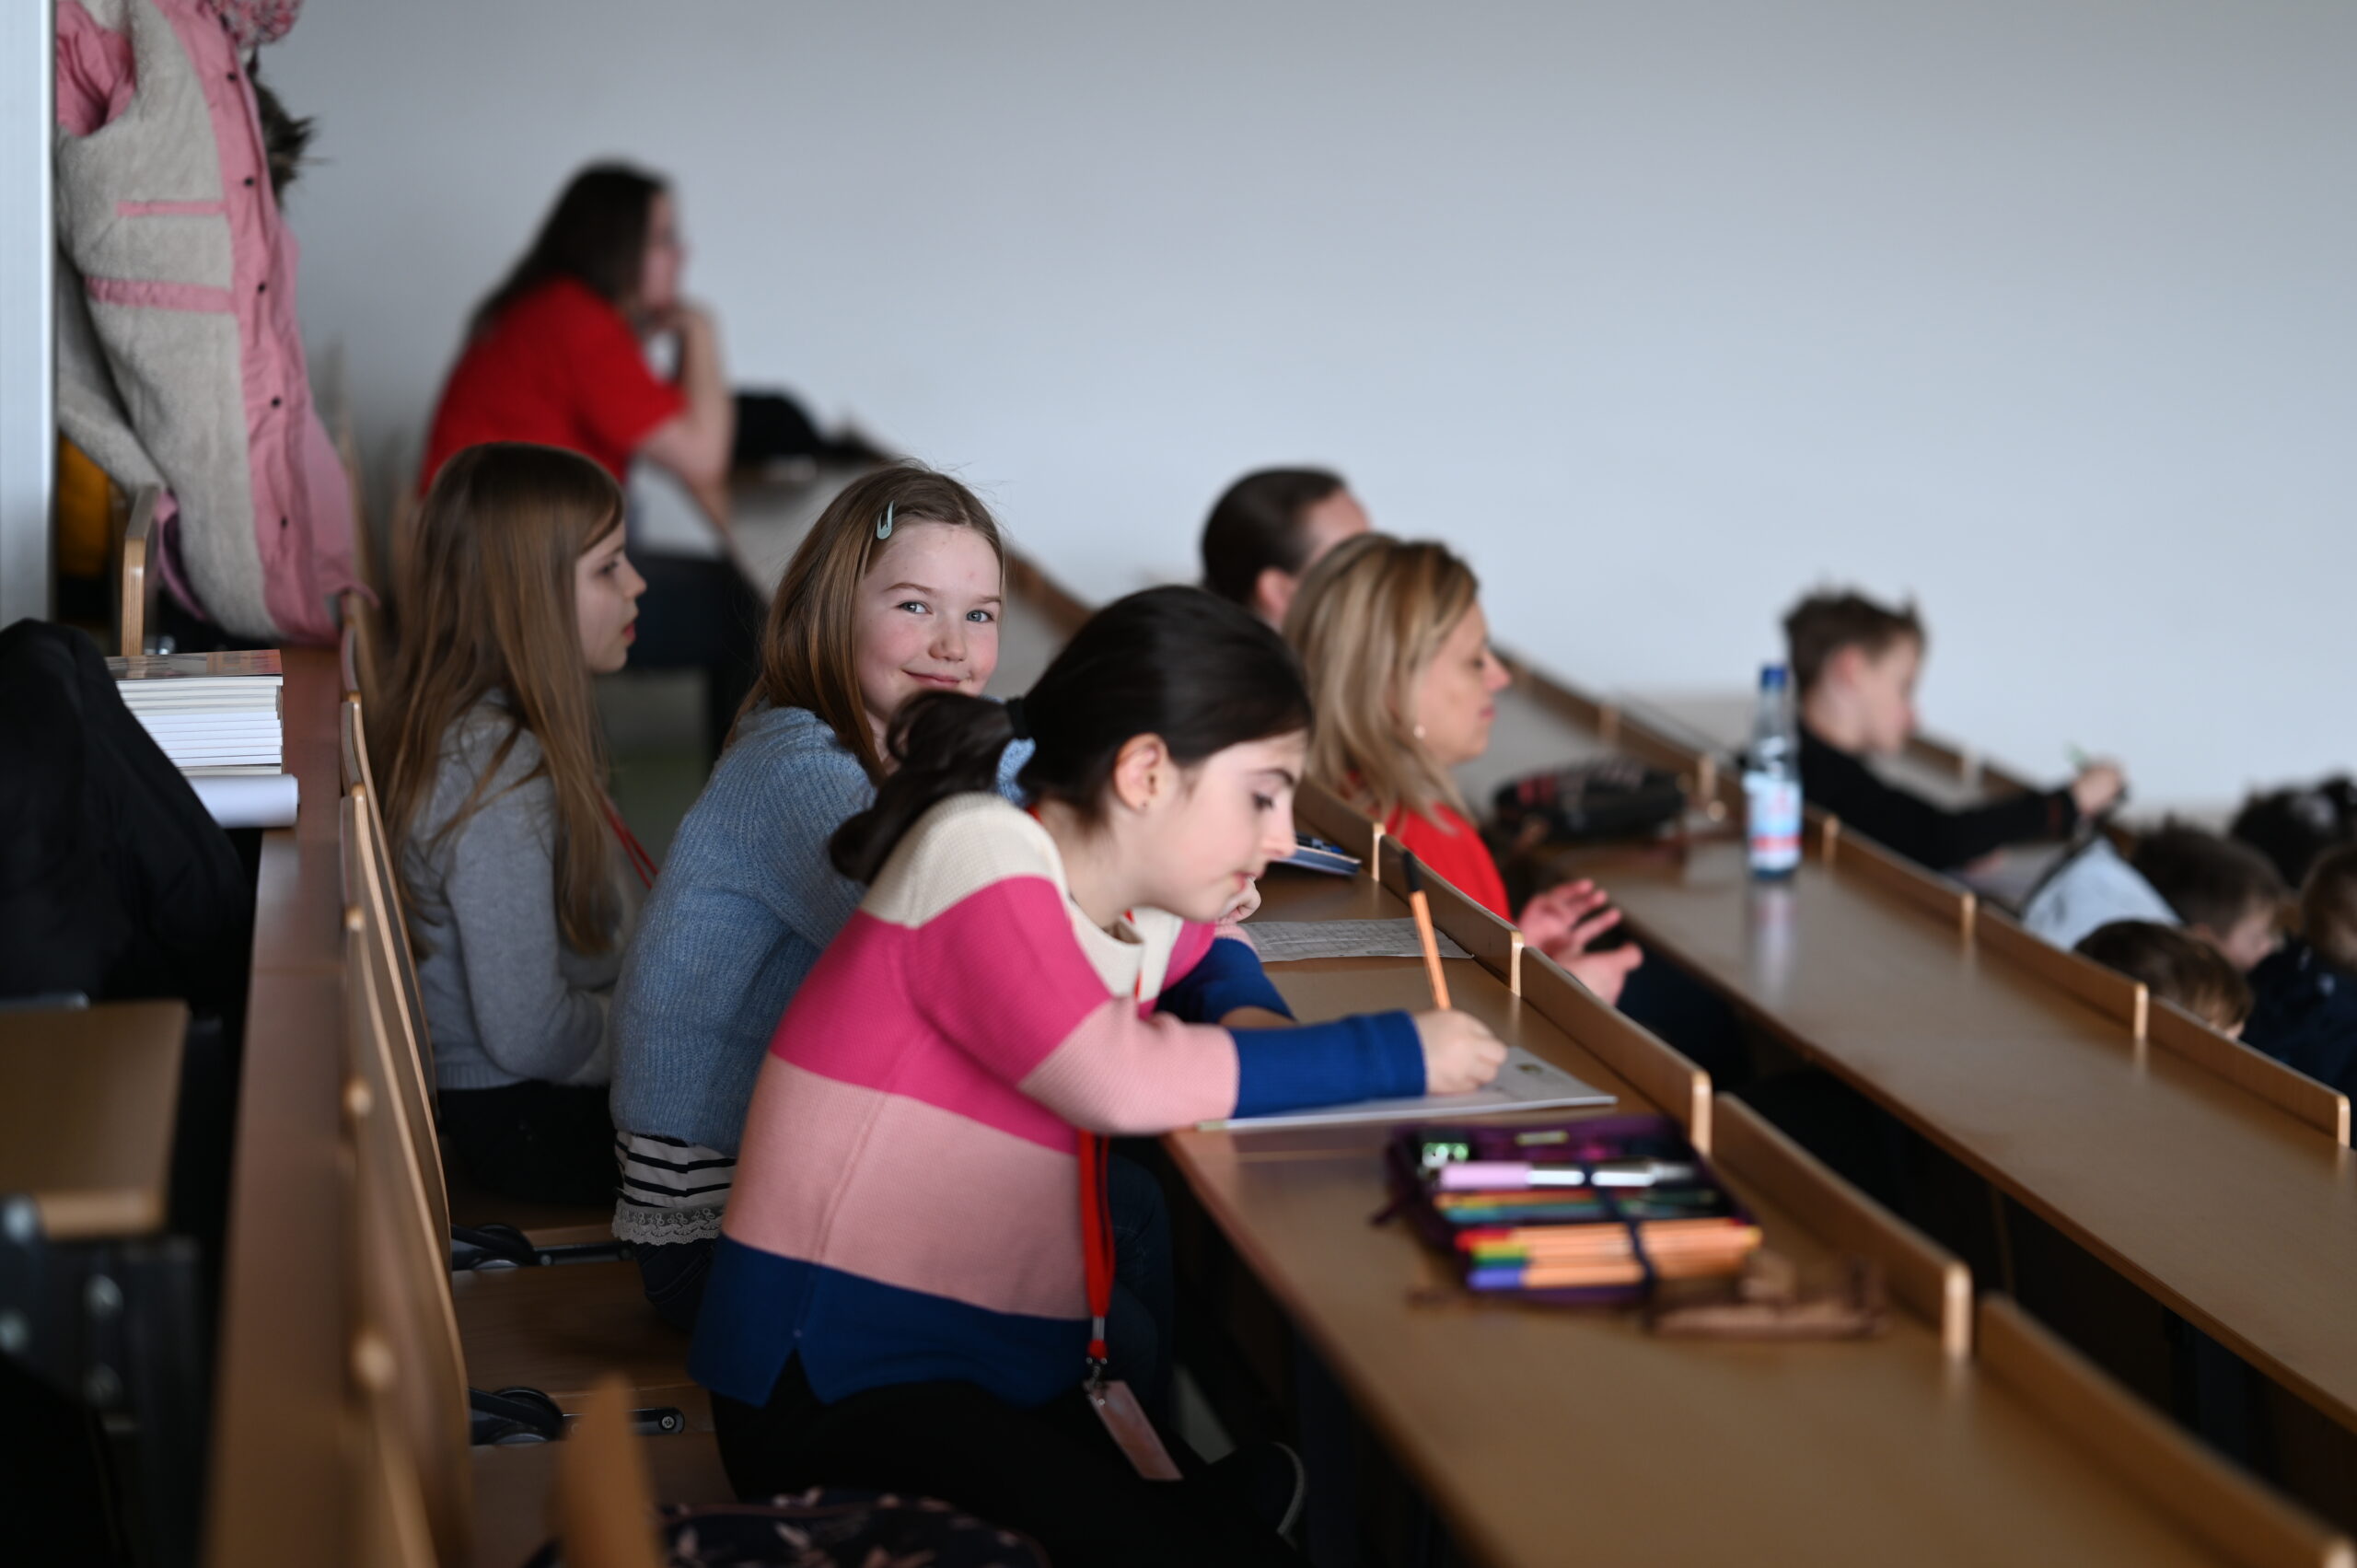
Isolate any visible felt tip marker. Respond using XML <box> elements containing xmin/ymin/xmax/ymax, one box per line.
<box><xmin>1434</xmin><ymin>1158</ymin><xmax>1699</xmax><ymax>1191</ymax></box>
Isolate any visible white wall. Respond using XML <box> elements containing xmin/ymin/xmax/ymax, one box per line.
<box><xmin>270</xmin><ymin>0</ymin><xmax>2355</xmax><ymax>807</ymax></box>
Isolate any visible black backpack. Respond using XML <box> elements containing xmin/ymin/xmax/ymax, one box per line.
<box><xmin>1492</xmin><ymin>759</ymin><xmax>1687</xmax><ymax>845</ymax></box>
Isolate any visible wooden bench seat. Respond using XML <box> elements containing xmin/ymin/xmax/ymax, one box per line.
<box><xmin>450</xmin><ymin>1260</ymin><xmax>710</xmax><ymax>1432</ymax></box>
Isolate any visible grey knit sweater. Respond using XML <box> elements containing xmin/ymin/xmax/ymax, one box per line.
<box><xmin>403</xmin><ymin>701</ymin><xmax>642</xmax><ymax>1092</ymax></box>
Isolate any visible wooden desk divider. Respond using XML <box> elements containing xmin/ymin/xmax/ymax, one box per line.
<box><xmin>2145</xmin><ymin>998</ymin><xmax>2351</xmax><ymax>1146</ymax></box>
<box><xmin>1826</xmin><ymin>828</ymin><xmax>1979</xmax><ymax>937</ymax></box>
<box><xmin>349</xmin><ymin>1328</ymin><xmax>440</xmax><ymax>1568</ymax></box>
<box><xmin>1975</xmin><ymin>1296</ymin><xmax>2354</xmax><ymax>1568</ymax></box>
<box><xmin>1710</xmin><ymin>1096</ymin><xmax>1972</xmax><ymax>1358</ymax></box>
<box><xmin>1972</xmin><ymin>907</ymin><xmax>2149</xmax><ymax>1037</ymax></box>
<box><xmin>1002</xmin><ymin>552</ymin><xmax>1092</xmax><ymax>636</ymax></box>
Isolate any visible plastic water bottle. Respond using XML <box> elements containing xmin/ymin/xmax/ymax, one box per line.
<box><xmin>1744</xmin><ymin>664</ymin><xmax>1802</xmax><ymax>879</ymax></box>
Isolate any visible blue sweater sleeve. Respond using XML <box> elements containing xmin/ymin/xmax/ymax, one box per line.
<box><xmin>1156</xmin><ymin>935</ymin><xmax>1293</xmax><ymax>1024</ymax></box>
<box><xmin>1230</xmin><ymin>1013</ymin><xmax>1425</xmax><ymax>1117</ymax></box>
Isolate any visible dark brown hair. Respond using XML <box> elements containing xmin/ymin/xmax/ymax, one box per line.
<box><xmin>738</xmin><ymin>462</ymin><xmax>1004</xmax><ymax>779</ymax></box>
<box><xmin>2075</xmin><ymin>921</ymin><xmax>2253</xmax><ymax>1032</ymax></box>
<box><xmin>382</xmin><ymin>444</ymin><xmax>626</xmax><ymax>953</ymax></box>
<box><xmin>473</xmin><ymin>163</ymin><xmax>667</xmax><ymax>338</ymax></box>
<box><xmin>1201</xmin><ymin>468</ymin><xmax>1347</xmax><ymax>607</ymax></box>
<box><xmin>1782</xmin><ymin>591</ymin><xmax>1925</xmax><ymax>696</ymax></box>
<box><xmin>831</xmin><ymin>587</ymin><xmax>1312</xmax><ymax>884</ymax></box>
<box><xmin>2130</xmin><ymin>824</ymin><xmax>2287</xmax><ymax>937</ymax></box>
<box><xmin>2301</xmin><ymin>844</ymin><xmax>2357</xmax><ymax>972</ymax></box>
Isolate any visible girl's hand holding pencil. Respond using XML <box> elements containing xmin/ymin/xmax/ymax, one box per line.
<box><xmin>1413</xmin><ymin>1010</ymin><xmax>1507</xmax><ymax>1093</ymax></box>
<box><xmin>1402</xmin><ymin>849</ymin><xmax>1507</xmax><ymax>1092</ymax></box>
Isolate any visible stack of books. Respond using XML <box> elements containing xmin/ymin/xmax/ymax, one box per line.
<box><xmin>108</xmin><ymin>650</ymin><xmax>284</xmax><ymax>774</ymax></box>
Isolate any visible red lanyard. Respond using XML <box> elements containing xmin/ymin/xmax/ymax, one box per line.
<box><xmin>1030</xmin><ymin>806</ymin><xmax>1134</xmax><ymax>1381</ymax></box>
<box><xmin>604</xmin><ymin>799</ymin><xmax>658</xmax><ymax>890</ymax></box>
<box><xmin>1081</xmin><ymin>923</ymin><xmax>1142</xmax><ymax>1381</ymax></box>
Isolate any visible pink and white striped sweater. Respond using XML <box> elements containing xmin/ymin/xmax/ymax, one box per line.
<box><xmin>690</xmin><ymin>792</ymin><xmax>1422</xmax><ymax>1408</ymax></box>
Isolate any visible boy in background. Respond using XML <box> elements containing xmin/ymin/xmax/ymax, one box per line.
<box><xmin>1782</xmin><ymin>592</ymin><xmax>2125</xmax><ymax>873</ymax></box>
<box><xmin>2074</xmin><ymin>922</ymin><xmax>2253</xmax><ymax>1036</ymax></box>
<box><xmin>2131</xmin><ymin>825</ymin><xmax>2286</xmax><ymax>973</ymax></box>
<box><xmin>2244</xmin><ymin>845</ymin><xmax>2357</xmax><ymax>1096</ymax></box>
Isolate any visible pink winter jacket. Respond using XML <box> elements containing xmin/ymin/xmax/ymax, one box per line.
<box><xmin>54</xmin><ymin>0</ymin><xmax>354</xmax><ymax>645</ymax></box>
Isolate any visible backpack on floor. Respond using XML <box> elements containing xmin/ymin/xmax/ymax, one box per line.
<box><xmin>524</xmin><ymin>1489</ymin><xmax>1050</xmax><ymax>1567</ymax></box>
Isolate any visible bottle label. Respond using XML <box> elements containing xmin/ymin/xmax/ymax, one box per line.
<box><xmin>1744</xmin><ymin>772</ymin><xmax>1802</xmax><ymax>874</ymax></box>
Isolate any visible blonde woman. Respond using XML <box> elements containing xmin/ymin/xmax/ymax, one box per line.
<box><xmin>1284</xmin><ymin>533</ymin><xmax>1643</xmax><ymax>1004</ymax></box>
<box><xmin>382</xmin><ymin>442</ymin><xmax>652</xmax><ymax>1205</ymax></box>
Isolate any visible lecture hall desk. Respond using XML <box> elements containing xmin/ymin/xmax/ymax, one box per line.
<box><xmin>1190</xmin><ymin>870</ymin><xmax>2337</xmax><ymax>1565</ymax></box>
<box><xmin>203</xmin><ymin>647</ymin><xmax>347</xmax><ymax>1566</ymax></box>
<box><xmin>1479</xmin><ymin>668</ymin><xmax>2357</xmax><ymax>1443</ymax></box>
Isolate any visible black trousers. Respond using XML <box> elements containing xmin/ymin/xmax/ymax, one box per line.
<box><xmin>713</xmin><ymin>1355</ymin><xmax>1300</xmax><ymax>1568</ymax></box>
<box><xmin>439</xmin><ymin>1080</ymin><xmax>616</xmax><ymax>1208</ymax></box>
<box><xmin>626</xmin><ymin>551</ymin><xmax>764</xmax><ymax>761</ymax></box>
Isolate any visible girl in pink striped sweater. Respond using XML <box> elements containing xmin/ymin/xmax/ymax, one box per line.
<box><xmin>691</xmin><ymin>586</ymin><xmax>1502</xmax><ymax>1564</ymax></box>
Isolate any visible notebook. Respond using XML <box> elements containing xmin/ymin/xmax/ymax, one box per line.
<box><xmin>1200</xmin><ymin>1047</ymin><xmax>1612</xmax><ymax>1132</ymax></box>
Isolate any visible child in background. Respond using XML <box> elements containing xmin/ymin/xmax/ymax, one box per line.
<box><xmin>2073</xmin><ymin>922</ymin><xmax>2253</xmax><ymax>1036</ymax></box>
<box><xmin>1783</xmin><ymin>592</ymin><xmax>2125</xmax><ymax>873</ymax></box>
<box><xmin>1200</xmin><ymin>467</ymin><xmax>1372</xmax><ymax>627</ymax></box>
<box><xmin>2243</xmin><ymin>846</ymin><xmax>2357</xmax><ymax>1096</ymax></box>
<box><xmin>692</xmin><ymin>587</ymin><xmax>1501</xmax><ymax>1565</ymax></box>
<box><xmin>381</xmin><ymin>444</ymin><xmax>651</xmax><ymax>1206</ymax></box>
<box><xmin>610</xmin><ymin>464</ymin><xmax>1027</xmax><ymax>1329</ymax></box>
<box><xmin>1285</xmin><ymin>534</ymin><xmax>1643</xmax><ymax>1003</ymax></box>
<box><xmin>2131</xmin><ymin>825</ymin><xmax>2287</xmax><ymax>973</ymax></box>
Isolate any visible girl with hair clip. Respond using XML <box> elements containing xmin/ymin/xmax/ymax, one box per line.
<box><xmin>382</xmin><ymin>443</ymin><xmax>653</xmax><ymax>1206</ymax></box>
<box><xmin>610</xmin><ymin>462</ymin><xmax>1029</xmax><ymax>1330</ymax></box>
<box><xmin>691</xmin><ymin>587</ymin><xmax>1504</xmax><ymax>1565</ymax></box>
<box><xmin>1283</xmin><ymin>532</ymin><xmax>1644</xmax><ymax>1003</ymax></box>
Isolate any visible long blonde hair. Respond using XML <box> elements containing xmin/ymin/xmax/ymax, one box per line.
<box><xmin>1283</xmin><ymin>532</ymin><xmax>1480</xmax><ymax>820</ymax></box>
<box><xmin>381</xmin><ymin>443</ymin><xmax>626</xmax><ymax>953</ymax></box>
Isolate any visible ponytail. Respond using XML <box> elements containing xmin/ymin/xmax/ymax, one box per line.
<box><xmin>830</xmin><ymin>692</ymin><xmax>1017</xmax><ymax>882</ymax></box>
<box><xmin>832</xmin><ymin>587</ymin><xmax>1314</xmax><ymax>886</ymax></box>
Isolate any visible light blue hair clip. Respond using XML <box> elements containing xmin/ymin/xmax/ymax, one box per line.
<box><xmin>877</xmin><ymin>503</ymin><xmax>895</xmax><ymax>541</ymax></box>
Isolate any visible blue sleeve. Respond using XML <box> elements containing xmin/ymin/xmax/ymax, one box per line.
<box><xmin>1231</xmin><ymin>1013</ymin><xmax>1425</xmax><ymax>1116</ymax></box>
<box><xmin>1156</xmin><ymin>935</ymin><xmax>1293</xmax><ymax>1024</ymax></box>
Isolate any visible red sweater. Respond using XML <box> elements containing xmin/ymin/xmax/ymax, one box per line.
<box><xmin>1385</xmin><ymin>802</ymin><xmax>1511</xmax><ymax>921</ymax></box>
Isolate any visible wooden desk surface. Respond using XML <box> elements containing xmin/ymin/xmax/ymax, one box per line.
<box><xmin>204</xmin><ymin>648</ymin><xmax>351</xmax><ymax>1568</ymax></box>
<box><xmin>1186</xmin><ymin>877</ymin><xmax>2258</xmax><ymax>1564</ymax></box>
<box><xmin>1598</xmin><ymin>838</ymin><xmax>2357</xmax><ymax>1432</ymax></box>
<box><xmin>0</xmin><ymin>1000</ymin><xmax>186</xmax><ymax>1239</ymax></box>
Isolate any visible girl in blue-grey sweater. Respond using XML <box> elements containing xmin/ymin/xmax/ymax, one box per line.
<box><xmin>610</xmin><ymin>463</ymin><xmax>1028</xmax><ymax>1326</ymax></box>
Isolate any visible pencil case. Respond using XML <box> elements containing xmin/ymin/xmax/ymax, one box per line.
<box><xmin>1384</xmin><ymin>1116</ymin><xmax>1758</xmax><ymax>1307</ymax></box>
<box><xmin>1492</xmin><ymin>760</ymin><xmax>1686</xmax><ymax>845</ymax></box>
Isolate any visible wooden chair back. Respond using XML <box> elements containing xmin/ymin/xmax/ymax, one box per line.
<box><xmin>343</xmin><ymin>761</ymin><xmax>452</xmax><ymax>1245</ymax></box>
<box><xmin>343</xmin><ymin>891</ymin><xmax>473</xmax><ymax>1563</ymax></box>
<box><xmin>345</xmin><ymin>1330</ymin><xmax>444</xmax><ymax>1568</ymax></box>
<box><xmin>114</xmin><ymin>482</ymin><xmax>163</xmax><ymax>658</ymax></box>
<box><xmin>557</xmin><ymin>1376</ymin><xmax>666</xmax><ymax>1568</ymax></box>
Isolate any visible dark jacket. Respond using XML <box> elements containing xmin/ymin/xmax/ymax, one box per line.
<box><xmin>2244</xmin><ymin>938</ymin><xmax>2357</xmax><ymax>1097</ymax></box>
<box><xmin>0</xmin><ymin>620</ymin><xmax>252</xmax><ymax>1017</ymax></box>
<box><xmin>1796</xmin><ymin>725</ymin><xmax>2076</xmax><ymax>873</ymax></box>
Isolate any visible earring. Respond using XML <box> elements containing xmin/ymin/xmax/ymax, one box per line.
<box><xmin>1412</xmin><ymin>724</ymin><xmax>1427</xmax><ymax>739</ymax></box>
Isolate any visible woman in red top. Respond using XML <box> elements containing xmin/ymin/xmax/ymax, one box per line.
<box><xmin>1283</xmin><ymin>533</ymin><xmax>1644</xmax><ymax>1004</ymax></box>
<box><xmin>424</xmin><ymin>163</ymin><xmax>758</xmax><ymax>759</ymax></box>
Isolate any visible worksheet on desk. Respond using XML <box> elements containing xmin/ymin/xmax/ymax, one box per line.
<box><xmin>1239</xmin><ymin>918</ymin><xmax>1472</xmax><ymax>964</ymax></box>
<box><xmin>1202</xmin><ymin>1048</ymin><xmax>1612</xmax><ymax>1132</ymax></box>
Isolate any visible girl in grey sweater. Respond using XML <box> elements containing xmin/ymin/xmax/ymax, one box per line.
<box><xmin>384</xmin><ymin>444</ymin><xmax>652</xmax><ymax>1207</ymax></box>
